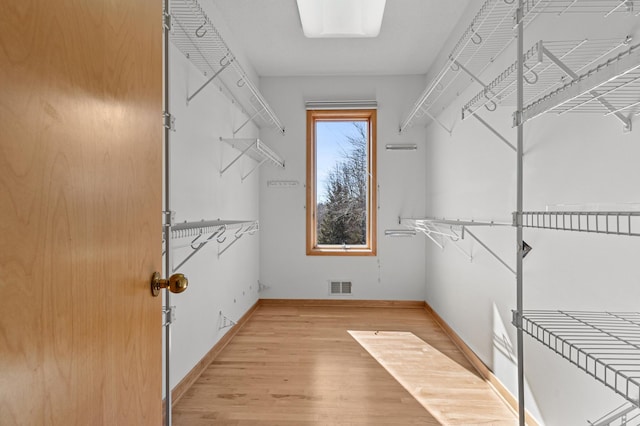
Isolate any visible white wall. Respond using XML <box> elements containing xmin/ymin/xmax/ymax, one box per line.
<box><xmin>163</xmin><ymin>1</ymin><xmax>262</xmax><ymax>394</ymax></box>
<box><xmin>258</xmin><ymin>75</ymin><xmax>428</xmax><ymax>300</ymax></box>
<box><xmin>424</xmin><ymin>3</ymin><xmax>640</xmax><ymax>424</ymax></box>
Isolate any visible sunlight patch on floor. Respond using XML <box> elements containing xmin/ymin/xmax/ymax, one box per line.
<box><xmin>348</xmin><ymin>330</ymin><xmax>516</xmax><ymax>426</ymax></box>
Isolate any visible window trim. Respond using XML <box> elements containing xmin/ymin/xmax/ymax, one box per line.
<box><xmin>306</xmin><ymin>109</ymin><xmax>377</xmax><ymax>256</ymax></box>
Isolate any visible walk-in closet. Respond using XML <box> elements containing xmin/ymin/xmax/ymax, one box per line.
<box><xmin>2</xmin><ymin>0</ymin><xmax>639</xmax><ymax>424</ymax></box>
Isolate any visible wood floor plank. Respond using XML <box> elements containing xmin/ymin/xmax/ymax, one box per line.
<box><xmin>349</xmin><ymin>330</ymin><xmax>515</xmax><ymax>425</ymax></box>
<box><xmin>173</xmin><ymin>305</ymin><xmax>516</xmax><ymax>425</ymax></box>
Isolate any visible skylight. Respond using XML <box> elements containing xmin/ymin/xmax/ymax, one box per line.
<box><xmin>296</xmin><ymin>0</ymin><xmax>386</xmax><ymax>38</ymax></box>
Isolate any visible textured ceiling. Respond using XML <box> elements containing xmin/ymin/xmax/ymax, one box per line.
<box><xmin>212</xmin><ymin>0</ymin><xmax>472</xmax><ymax>77</ymax></box>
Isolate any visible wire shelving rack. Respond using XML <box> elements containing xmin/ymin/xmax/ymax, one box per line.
<box><xmin>408</xmin><ymin>1</ymin><xmax>640</xmax><ymax>423</ymax></box>
<box><xmin>518</xmin><ymin>42</ymin><xmax>640</xmax><ymax>128</ymax></box>
<box><xmin>219</xmin><ymin>138</ymin><xmax>285</xmax><ymax>181</ymax></box>
<box><xmin>463</xmin><ymin>37</ymin><xmax>632</xmax><ymax>118</ymax></box>
<box><xmin>399</xmin><ymin>0</ymin><xmax>557</xmax><ymax>134</ymax></box>
<box><xmin>515</xmin><ymin>211</ymin><xmax>640</xmax><ymax>236</ymax></box>
<box><xmin>170</xmin><ymin>0</ymin><xmax>285</xmax><ymax>134</ymax></box>
<box><xmin>520</xmin><ymin>311</ymin><xmax>640</xmax><ymax>407</ymax></box>
<box><xmin>589</xmin><ymin>402</ymin><xmax>640</xmax><ymax>425</ymax></box>
<box><xmin>522</xmin><ymin>0</ymin><xmax>640</xmax><ymax>16</ymax></box>
<box><xmin>502</xmin><ymin>2</ymin><xmax>640</xmax><ymax>423</ymax></box>
<box><xmin>166</xmin><ymin>219</ymin><xmax>259</xmax><ymax>271</ymax></box>
<box><xmin>401</xmin><ymin>217</ymin><xmax>515</xmax><ymax>274</ymax></box>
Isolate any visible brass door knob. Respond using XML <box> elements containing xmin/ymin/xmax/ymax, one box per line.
<box><xmin>151</xmin><ymin>272</ymin><xmax>188</xmax><ymax>297</ymax></box>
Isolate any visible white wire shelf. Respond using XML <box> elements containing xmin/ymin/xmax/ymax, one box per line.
<box><xmin>169</xmin><ymin>0</ymin><xmax>285</xmax><ymax>134</ymax></box>
<box><xmin>463</xmin><ymin>38</ymin><xmax>631</xmax><ymax>118</ymax></box>
<box><xmin>220</xmin><ymin>138</ymin><xmax>284</xmax><ymax>181</ymax></box>
<box><xmin>399</xmin><ymin>0</ymin><xmax>548</xmax><ymax>134</ymax></box>
<box><xmin>401</xmin><ymin>217</ymin><xmax>515</xmax><ymax>274</ymax></box>
<box><xmin>165</xmin><ymin>219</ymin><xmax>259</xmax><ymax>270</ymax></box>
<box><xmin>515</xmin><ymin>211</ymin><xmax>640</xmax><ymax>236</ymax></box>
<box><xmin>523</xmin><ymin>0</ymin><xmax>640</xmax><ymax>16</ymax></box>
<box><xmin>520</xmin><ymin>42</ymin><xmax>640</xmax><ymax>125</ymax></box>
<box><xmin>519</xmin><ymin>310</ymin><xmax>640</xmax><ymax>407</ymax></box>
<box><xmin>170</xmin><ymin>219</ymin><xmax>250</xmax><ymax>240</ymax></box>
<box><xmin>589</xmin><ymin>402</ymin><xmax>640</xmax><ymax>426</ymax></box>
<box><xmin>403</xmin><ymin>217</ymin><xmax>513</xmax><ymax>228</ymax></box>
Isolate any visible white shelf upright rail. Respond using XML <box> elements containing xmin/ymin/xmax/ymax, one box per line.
<box><xmin>514</xmin><ymin>1</ymin><xmax>525</xmax><ymax>425</ymax></box>
<box><xmin>162</xmin><ymin>0</ymin><xmax>174</xmax><ymax>423</ymax></box>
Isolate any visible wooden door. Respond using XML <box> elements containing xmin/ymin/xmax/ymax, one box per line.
<box><xmin>0</xmin><ymin>0</ymin><xmax>162</xmax><ymax>424</ymax></box>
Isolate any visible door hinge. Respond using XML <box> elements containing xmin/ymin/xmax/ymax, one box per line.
<box><xmin>163</xmin><ymin>112</ymin><xmax>176</xmax><ymax>131</ymax></box>
<box><xmin>163</xmin><ymin>12</ymin><xmax>171</xmax><ymax>31</ymax></box>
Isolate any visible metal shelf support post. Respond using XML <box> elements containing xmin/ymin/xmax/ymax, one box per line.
<box><xmin>163</xmin><ymin>1</ymin><xmax>173</xmax><ymax>423</ymax></box>
<box><xmin>515</xmin><ymin>1</ymin><xmax>525</xmax><ymax>424</ymax></box>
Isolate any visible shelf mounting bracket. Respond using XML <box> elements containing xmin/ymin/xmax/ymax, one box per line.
<box><xmin>511</xmin><ymin>310</ymin><xmax>522</xmax><ymax>329</ymax></box>
<box><xmin>473</xmin><ymin>114</ymin><xmax>517</xmax><ymax>152</ymax></box>
<box><xmin>220</xmin><ymin>140</ymin><xmax>256</xmax><ymax>176</ymax></box>
<box><xmin>465</xmin><ymin>228</ymin><xmax>516</xmax><ymax>276</ymax></box>
<box><xmin>241</xmin><ymin>158</ymin><xmax>268</xmax><ymax>182</ymax></box>
<box><xmin>454</xmin><ymin>59</ymin><xmax>499</xmax><ymax>114</ymax></box>
<box><xmin>423</xmin><ymin>109</ymin><xmax>453</xmax><ymax>135</ymax></box>
<box><xmin>233</xmin><ymin>109</ymin><xmax>262</xmax><ymax>136</ymax></box>
<box><xmin>186</xmin><ymin>57</ymin><xmax>234</xmax><ymax>103</ymax></box>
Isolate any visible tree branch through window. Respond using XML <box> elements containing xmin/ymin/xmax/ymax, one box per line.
<box><xmin>306</xmin><ymin>110</ymin><xmax>377</xmax><ymax>256</ymax></box>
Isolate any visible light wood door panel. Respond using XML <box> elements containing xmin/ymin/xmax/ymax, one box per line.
<box><xmin>0</xmin><ymin>0</ymin><xmax>162</xmax><ymax>424</ymax></box>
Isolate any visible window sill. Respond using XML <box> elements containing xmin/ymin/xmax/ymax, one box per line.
<box><xmin>307</xmin><ymin>246</ymin><xmax>377</xmax><ymax>256</ymax></box>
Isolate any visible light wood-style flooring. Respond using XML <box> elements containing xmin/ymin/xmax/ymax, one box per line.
<box><xmin>173</xmin><ymin>303</ymin><xmax>516</xmax><ymax>425</ymax></box>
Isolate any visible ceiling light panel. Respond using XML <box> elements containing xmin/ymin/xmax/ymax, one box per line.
<box><xmin>296</xmin><ymin>0</ymin><xmax>386</xmax><ymax>38</ymax></box>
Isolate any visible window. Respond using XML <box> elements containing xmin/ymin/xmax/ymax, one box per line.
<box><xmin>306</xmin><ymin>109</ymin><xmax>377</xmax><ymax>255</ymax></box>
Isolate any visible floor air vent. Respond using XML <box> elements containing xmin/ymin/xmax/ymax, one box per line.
<box><xmin>330</xmin><ymin>281</ymin><xmax>352</xmax><ymax>295</ymax></box>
